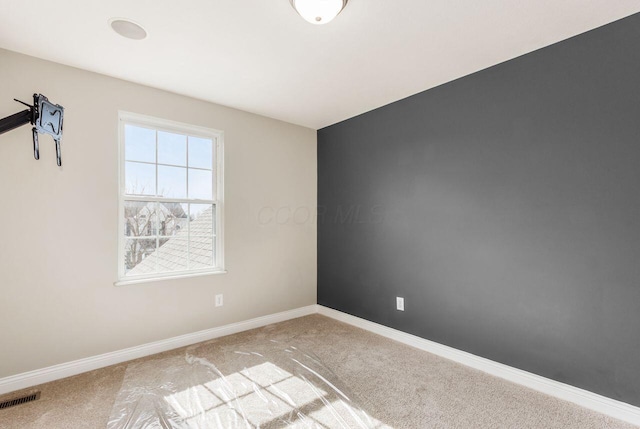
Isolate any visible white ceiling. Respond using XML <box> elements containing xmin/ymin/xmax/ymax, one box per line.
<box><xmin>1</xmin><ymin>1</ymin><xmax>639</xmax><ymax>129</ymax></box>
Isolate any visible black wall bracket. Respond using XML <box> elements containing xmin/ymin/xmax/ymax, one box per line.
<box><xmin>0</xmin><ymin>94</ymin><xmax>64</xmax><ymax>166</ymax></box>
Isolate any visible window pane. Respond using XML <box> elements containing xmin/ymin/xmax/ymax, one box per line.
<box><xmin>157</xmin><ymin>202</ymin><xmax>189</xmax><ymax>237</ymax></box>
<box><xmin>120</xmin><ymin>117</ymin><xmax>222</xmax><ymax>280</ymax></box>
<box><xmin>124</xmin><ymin>238</ymin><xmax>157</xmax><ymax>275</ymax></box>
<box><xmin>188</xmin><ymin>169</ymin><xmax>213</xmax><ymax>200</ymax></box>
<box><xmin>188</xmin><ymin>137</ymin><xmax>213</xmax><ymax>169</ymax></box>
<box><xmin>190</xmin><ymin>236</ymin><xmax>214</xmax><ymax>269</ymax></box>
<box><xmin>124</xmin><ymin>201</ymin><xmax>157</xmax><ymax>237</ymax></box>
<box><xmin>125</xmin><ymin>125</ymin><xmax>155</xmax><ymax>163</ymax></box>
<box><xmin>157</xmin><ymin>238</ymin><xmax>188</xmax><ymax>272</ymax></box>
<box><xmin>158</xmin><ymin>131</ymin><xmax>187</xmax><ymax>166</ymax></box>
<box><xmin>158</xmin><ymin>166</ymin><xmax>187</xmax><ymax>198</ymax></box>
<box><xmin>190</xmin><ymin>204</ymin><xmax>215</xmax><ymax>236</ymax></box>
<box><xmin>125</xmin><ymin>162</ymin><xmax>156</xmax><ymax>196</ymax></box>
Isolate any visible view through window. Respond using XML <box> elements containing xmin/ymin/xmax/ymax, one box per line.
<box><xmin>118</xmin><ymin>113</ymin><xmax>224</xmax><ymax>282</ymax></box>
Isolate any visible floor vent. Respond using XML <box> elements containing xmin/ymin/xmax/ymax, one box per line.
<box><xmin>0</xmin><ymin>392</ymin><xmax>41</xmax><ymax>410</ymax></box>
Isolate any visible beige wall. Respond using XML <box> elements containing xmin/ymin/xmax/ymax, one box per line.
<box><xmin>0</xmin><ymin>49</ymin><xmax>317</xmax><ymax>378</ymax></box>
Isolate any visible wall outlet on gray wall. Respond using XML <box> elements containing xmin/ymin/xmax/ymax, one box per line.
<box><xmin>396</xmin><ymin>297</ymin><xmax>405</xmax><ymax>311</ymax></box>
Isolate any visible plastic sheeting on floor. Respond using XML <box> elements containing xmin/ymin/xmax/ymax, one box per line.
<box><xmin>107</xmin><ymin>338</ymin><xmax>381</xmax><ymax>428</ymax></box>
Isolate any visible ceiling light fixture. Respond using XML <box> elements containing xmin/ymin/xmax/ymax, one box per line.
<box><xmin>109</xmin><ymin>18</ymin><xmax>147</xmax><ymax>40</ymax></box>
<box><xmin>290</xmin><ymin>0</ymin><xmax>349</xmax><ymax>25</ymax></box>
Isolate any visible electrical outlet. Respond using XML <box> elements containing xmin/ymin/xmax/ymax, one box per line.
<box><xmin>396</xmin><ymin>297</ymin><xmax>405</xmax><ymax>311</ymax></box>
<box><xmin>215</xmin><ymin>294</ymin><xmax>223</xmax><ymax>307</ymax></box>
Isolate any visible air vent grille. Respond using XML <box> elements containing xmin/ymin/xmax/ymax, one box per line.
<box><xmin>0</xmin><ymin>392</ymin><xmax>41</xmax><ymax>410</ymax></box>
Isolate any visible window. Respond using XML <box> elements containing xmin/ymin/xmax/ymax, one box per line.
<box><xmin>117</xmin><ymin>112</ymin><xmax>224</xmax><ymax>284</ymax></box>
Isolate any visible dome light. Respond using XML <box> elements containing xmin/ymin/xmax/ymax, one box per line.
<box><xmin>290</xmin><ymin>0</ymin><xmax>349</xmax><ymax>25</ymax></box>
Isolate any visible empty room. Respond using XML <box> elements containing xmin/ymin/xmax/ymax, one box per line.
<box><xmin>1</xmin><ymin>1</ymin><xmax>639</xmax><ymax>428</ymax></box>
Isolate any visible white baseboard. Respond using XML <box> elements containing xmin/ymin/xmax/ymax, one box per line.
<box><xmin>0</xmin><ymin>305</ymin><xmax>317</xmax><ymax>396</ymax></box>
<box><xmin>2</xmin><ymin>303</ymin><xmax>639</xmax><ymax>427</ymax></box>
<box><xmin>317</xmin><ymin>305</ymin><xmax>640</xmax><ymax>426</ymax></box>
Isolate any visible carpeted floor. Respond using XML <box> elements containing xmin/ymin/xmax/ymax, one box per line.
<box><xmin>0</xmin><ymin>314</ymin><xmax>637</xmax><ymax>429</ymax></box>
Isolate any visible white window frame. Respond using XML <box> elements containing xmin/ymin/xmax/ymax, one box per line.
<box><xmin>115</xmin><ymin>111</ymin><xmax>225</xmax><ymax>286</ymax></box>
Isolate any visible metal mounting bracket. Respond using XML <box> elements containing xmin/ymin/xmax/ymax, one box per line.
<box><xmin>0</xmin><ymin>94</ymin><xmax>65</xmax><ymax>166</ymax></box>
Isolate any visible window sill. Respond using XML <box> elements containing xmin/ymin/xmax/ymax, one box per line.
<box><xmin>114</xmin><ymin>269</ymin><xmax>227</xmax><ymax>286</ymax></box>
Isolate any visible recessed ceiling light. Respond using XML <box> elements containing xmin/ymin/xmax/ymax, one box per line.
<box><xmin>109</xmin><ymin>18</ymin><xmax>147</xmax><ymax>40</ymax></box>
<box><xmin>290</xmin><ymin>0</ymin><xmax>349</xmax><ymax>25</ymax></box>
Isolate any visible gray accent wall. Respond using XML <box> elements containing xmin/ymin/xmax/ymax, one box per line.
<box><xmin>318</xmin><ymin>13</ymin><xmax>640</xmax><ymax>406</ymax></box>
